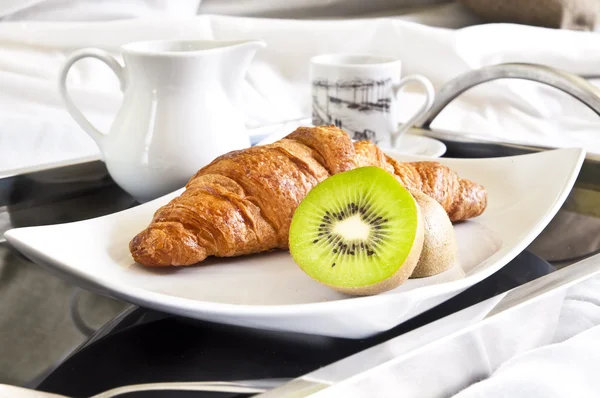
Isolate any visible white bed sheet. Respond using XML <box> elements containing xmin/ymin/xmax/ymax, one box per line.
<box><xmin>312</xmin><ymin>260</ymin><xmax>600</xmax><ymax>398</ymax></box>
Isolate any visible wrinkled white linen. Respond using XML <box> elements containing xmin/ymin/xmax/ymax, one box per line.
<box><xmin>453</xmin><ymin>326</ymin><xmax>600</xmax><ymax>398</ymax></box>
<box><xmin>0</xmin><ymin>0</ymin><xmax>468</xmax><ymax>22</ymax></box>
<box><xmin>0</xmin><ymin>0</ymin><xmax>202</xmax><ymax>21</ymax></box>
<box><xmin>312</xmin><ymin>261</ymin><xmax>600</xmax><ymax>398</ymax></box>
<box><xmin>450</xmin><ymin>275</ymin><xmax>600</xmax><ymax>398</ymax></box>
<box><xmin>450</xmin><ymin>323</ymin><xmax>600</xmax><ymax>398</ymax></box>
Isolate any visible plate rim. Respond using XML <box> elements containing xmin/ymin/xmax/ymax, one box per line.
<box><xmin>4</xmin><ymin>147</ymin><xmax>586</xmax><ymax>317</ymax></box>
<box><xmin>391</xmin><ymin>133</ymin><xmax>447</xmax><ymax>158</ymax></box>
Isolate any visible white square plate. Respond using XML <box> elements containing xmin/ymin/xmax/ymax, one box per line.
<box><xmin>4</xmin><ymin>148</ymin><xmax>585</xmax><ymax>338</ymax></box>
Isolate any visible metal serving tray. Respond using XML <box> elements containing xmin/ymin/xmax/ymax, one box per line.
<box><xmin>411</xmin><ymin>63</ymin><xmax>600</xmax><ymax>266</ymax></box>
<box><xmin>0</xmin><ymin>62</ymin><xmax>598</xmax><ymax>394</ymax></box>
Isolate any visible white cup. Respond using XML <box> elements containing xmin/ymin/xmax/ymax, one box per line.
<box><xmin>310</xmin><ymin>54</ymin><xmax>435</xmax><ymax>149</ymax></box>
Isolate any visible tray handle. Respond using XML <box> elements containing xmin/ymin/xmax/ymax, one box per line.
<box><xmin>417</xmin><ymin>63</ymin><xmax>600</xmax><ymax>129</ymax></box>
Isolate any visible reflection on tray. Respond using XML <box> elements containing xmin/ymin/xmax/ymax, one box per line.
<box><xmin>0</xmin><ymin>161</ymin><xmax>136</xmax><ymax>240</ymax></box>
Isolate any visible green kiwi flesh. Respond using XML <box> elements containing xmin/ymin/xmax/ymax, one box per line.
<box><xmin>289</xmin><ymin>166</ymin><xmax>424</xmax><ymax>296</ymax></box>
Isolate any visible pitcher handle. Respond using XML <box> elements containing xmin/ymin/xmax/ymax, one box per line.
<box><xmin>390</xmin><ymin>75</ymin><xmax>435</xmax><ymax>149</ymax></box>
<box><xmin>58</xmin><ymin>48</ymin><xmax>127</xmax><ymax>151</ymax></box>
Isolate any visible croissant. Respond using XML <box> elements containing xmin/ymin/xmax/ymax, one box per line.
<box><xmin>130</xmin><ymin>125</ymin><xmax>487</xmax><ymax>266</ymax></box>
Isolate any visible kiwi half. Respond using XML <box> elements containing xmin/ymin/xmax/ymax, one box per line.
<box><xmin>289</xmin><ymin>166</ymin><xmax>424</xmax><ymax>296</ymax></box>
<box><xmin>410</xmin><ymin>191</ymin><xmax>458</xmax><ymax>278</ymax></box>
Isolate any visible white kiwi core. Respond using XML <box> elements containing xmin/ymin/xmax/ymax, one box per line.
<box><xmin>332</xmin><ymin>214</ymin><xmax>371</xmax><ymax>240</ymax></box>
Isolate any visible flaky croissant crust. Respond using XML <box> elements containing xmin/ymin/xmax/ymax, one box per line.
<box><xmin>130</xmin><ymin>126</ymin><xmax>487</xmax><ymax>266</ymax></box>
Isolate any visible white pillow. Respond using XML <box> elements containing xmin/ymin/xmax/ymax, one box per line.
<box><xmin>0</xmin><ymin>0</ymin><xmax>201</xmax><ymax>21</ymax></box>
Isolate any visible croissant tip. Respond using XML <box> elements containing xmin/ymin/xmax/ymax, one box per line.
<box><xmin>129</xmin><ymin>226</ymin><xmax>207</xmax><ymax>267</ymax></box>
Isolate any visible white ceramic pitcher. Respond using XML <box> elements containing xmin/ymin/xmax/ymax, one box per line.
<box><xmin>59</xmin><ymin>39</ymin><xmax>265</xmax><ymax>202</ymax></box>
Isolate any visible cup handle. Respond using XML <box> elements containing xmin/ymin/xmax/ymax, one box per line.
<box><xmin>391</xmin><ymin>75</ymin><xmax>435</xmax><ymax>149</ymax></box>
<box><xmin>58</xmin><ymin>48</ymin><xmax>127</xmax><ymax>151</ymax></box>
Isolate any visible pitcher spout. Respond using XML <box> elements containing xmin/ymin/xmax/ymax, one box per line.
<box><xmin>222</xmin><ymin>40</ymin><xmax>266</xmax><ymax>101</ymax></box>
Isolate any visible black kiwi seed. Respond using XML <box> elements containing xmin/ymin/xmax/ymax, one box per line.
<box><xmin>333</xmin><ymin>249</ymin><xmax>338</xmax><ymax>253</ymax></box>
<box><xmin>332</xmin><ymin>263</ymin><xmax>336</xmax><ymax>267</ymax></box>
<box><xmin>313</xmin><ymin>239</ymin><xmax>319</xmax><ymax>243</ymax></box>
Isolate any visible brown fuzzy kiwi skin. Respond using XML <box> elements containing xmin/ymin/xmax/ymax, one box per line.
<box><xmin>410</xmin><ymin>191</ymin><xmax>458</xmax><ymax>279</ymax></box>
<box><xmin>330</xmin><ymin>200</ymin><xmax>425</xmax><ymax>296</ymax></box>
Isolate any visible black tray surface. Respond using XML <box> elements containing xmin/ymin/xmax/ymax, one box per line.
<box><xmin>37</xmin><ymin>250</ymin><xmax>554</xmax><ymax>398</ymax></box>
